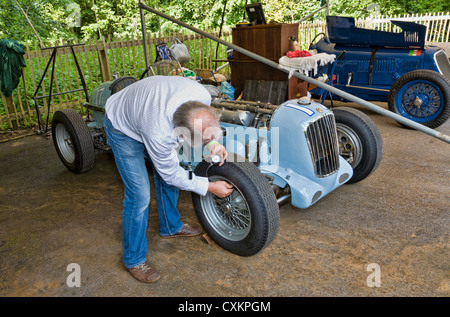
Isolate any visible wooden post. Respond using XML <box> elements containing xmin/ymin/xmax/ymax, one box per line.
<box><xmin>1</xmin><ymin>92</ymin><xmax>18</xmax><ymax>129</ymax></box>
<box><xmin>97</xmin><ymin>37</ymin><xmax>111</xmax><ymax>82</ymax></box>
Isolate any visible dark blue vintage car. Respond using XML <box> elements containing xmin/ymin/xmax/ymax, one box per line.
<box><xmin>310</xmin><ymin>16</ymin><xmax>450</xmax><ymax>128</ymax></box>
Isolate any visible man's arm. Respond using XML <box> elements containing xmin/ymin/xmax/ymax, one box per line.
<box><xmin>142</xmin><ymin>133</ymin><xmax>233</xmax><ymax>197</ymax></box>
<box><xmin>206</xmin><ymin>140</ymin><xmax>228</xmax><ymax>166</ymax></box>
<box><xmin>208</xmin><ymin>181</ymin><xmax>233</xmax><ymax>198</ymax></box>
<box><xmin>142</xmin><ymin>133</ymin><xmax>210</xmax><ymax>195</ymax></box>
<box><xmin>205</xmin><ymin>141</ymin><xmax>233</xmax><ymax>197</ymax></box>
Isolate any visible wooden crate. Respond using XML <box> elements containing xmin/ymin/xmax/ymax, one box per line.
<box><xmin>230</xmin><ymin>23</ymin><xmax>299</xmax><ymax>98</ymax></box>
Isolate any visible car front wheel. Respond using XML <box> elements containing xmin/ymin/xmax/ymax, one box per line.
<box><xmin>192</xmin><ymin>154</ymin><xmax>279</xmax><ymax>256</ymax></box>
<box><xmin>332</xmin><ymin>107</ymin><xmax>383</xmax><ymax>184</ymax></box>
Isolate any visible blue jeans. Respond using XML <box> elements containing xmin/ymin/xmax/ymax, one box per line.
<box><xmin>104</xmin><ymin>116</ymin><xmax>184</xmax><ymax>268</ymax></box>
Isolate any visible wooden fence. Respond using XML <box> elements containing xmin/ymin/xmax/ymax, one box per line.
<box><xmin>297</xmin><ymin>12</ymin><xmax>450</xmax><ymax>49</ymax></box>
<box><xmin>1</xmin><ymin>12</ymin><xmax>449</xmax><ymax>131</ymax></box>
<box><xmin>0</xmin><ymin>29</ymin><xmax>232</xmax><ymax>131</ymax></box>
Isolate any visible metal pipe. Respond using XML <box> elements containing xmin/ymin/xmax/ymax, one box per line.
<box><xmin>277</xmin><ymin>194</ymin><xmax>291</xmax><ymax>205</ymax></box>
<box><xmin>35</xmin><ymin>88</ymin><xmax>84</xmax><ymax>99</ymax></box>
<box><xmin>138</xmin><ymin>2</ymin><xmax>450</xmax><ymax>144</ymax></box>
<box><xmin>139</xmin><ymin>1</ymin><xmax>150</xmax><ymax>70</ymax></box>
<box><xmin>216</xmin><ymin>99</ymin><xmax>278</xmax><ymax>108</ymax></box>
<box><xmin>211</xmin><ymin>101</ymin><xmax>275</xmax><ymax>114</ymax></box>
<box><xmin>214</xmin><ymin>61</ymin><xmax>229</xmax><ymax>72</ymax></box>
<box><xmin>40</xmin><ymin>43</ymin><xmax>85</xmax><ymax>51</ymax></box>
<box><xmin>70</xmin><ymin>45</ymin><xmax>90</xmax><ymax>103</ymax></box>
<box><xmin>295</xmin><ymin>4</ymin><xmax>329</xmax><ymax>24</ymax></box>
<box><xmin>345</xmin><ymin>85</ymin><xmax>390</xmax><ymax>92</ymax></box>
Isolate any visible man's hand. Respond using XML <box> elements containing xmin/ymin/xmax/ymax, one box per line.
<box><xmin>208</xmin><ymin>181</ymin><xmax>233</xmax><ymax>198</ymax></box>
<box><xmin>208</xmin><ymin>142</ymin><xmax>228</xmax><ymax>166</ymax></box>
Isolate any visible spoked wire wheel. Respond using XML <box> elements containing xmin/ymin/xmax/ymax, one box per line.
<box><xmin>336</xmin><ymin>123</ymin><xmax>363</xmax><ymax>169</ymax></box>
<box><xmin>192</xmin><ymin>155</ymin><xmax>279</xmax><ymax>256</ymax></box>
<box><xmin>388</xmin><ymin>70</ymin><xmax>450</xmax><ymax>128</ymax></box>
<box><xmin>332</xmin><ymin>107</ymin><xmax>383</xmax><ymax>184</ymax></box>
<box><xmin>395</xmin><ymin>80</ymin><xmax>443</xmax><ymax>123</ymax></box>
<box><xmin>200</xmin><ymin>175</ymin><xmax>251</xmax><ymax>242</ymax></box>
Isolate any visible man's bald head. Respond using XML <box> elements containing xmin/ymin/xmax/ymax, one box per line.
<box><xmin>173</xmin><ymin>101</ymin><xmax>221</xmax><ymax>147</ymax></box>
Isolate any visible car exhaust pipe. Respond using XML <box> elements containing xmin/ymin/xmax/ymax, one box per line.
<box><xmin>138</xmin><ymin>1</ymin><xmax>450</xmax><ymax>144</ymax></box>
<box><xmin>277</xmin><ymin>194</ymin><xmax>291</xmax><ymax>206</ymax></box>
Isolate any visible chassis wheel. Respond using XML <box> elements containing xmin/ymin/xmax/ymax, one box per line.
<box><xmin>332</xmin><ymin>107</ymin><xmax>383</xmax><ymax>184</ymax></box>
<box><xmin>192</xmin><ymin>155</ymin><xmax>279</xmax><ymax>256</ymax></box>
<box><xmin>388</xmin><ymin>70</ymin><xmax>450</xmax><ymax>128</ymax></box>
<box><xmin>52</xmin><ymin>109</ymin><xmax>95</xmax><ymax>174</ymax></box>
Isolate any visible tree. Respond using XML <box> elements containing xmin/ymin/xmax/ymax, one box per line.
<box><xmin>1</xmin><ymin>0</ymin><xmax>448</xmax><ymax>44</ymax></box>
<box><xmin>0</xmin><ymin>0</ymin><xmax>77</xmax><ymax>44</ymax></box>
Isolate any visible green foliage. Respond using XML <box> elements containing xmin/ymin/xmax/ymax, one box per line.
<box><xmin>1</xmin><ymin>0</ymin><xmax>448</xmax><ymax>129</ymax></box>
<box><xmin>79</xmin><ymin>0</ymin><xmax>143</xmax><ymax>40</ymax></box>
<box><xmin>0</xmin><ymin>0</ymin><xmax>448</xmax><ymax>44</ymax></box>
<box><xmin>0</xmin><ymin>0</ymin><xmax>77</xmax><ymax>43</ymax></box>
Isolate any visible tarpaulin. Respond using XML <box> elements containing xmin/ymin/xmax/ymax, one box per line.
<box><xmin>0</xmin><ymin>39</ymin><xmax>27</xmax><ymax>97</ymax></box>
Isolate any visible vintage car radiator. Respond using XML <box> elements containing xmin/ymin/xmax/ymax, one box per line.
<box><xmin>305</xmin><ymin>113</ymin><xmax>340</xmax><ymax>178</ymax></box>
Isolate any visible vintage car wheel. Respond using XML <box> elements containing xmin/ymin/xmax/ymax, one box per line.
<box><xmin>52</xmin><ymin>109</ymin><xmax>95</xmax><ymax>174</ymax></box>
<box><xmin>388</xmin><ymin>70</ymin><xmax>450</xmax><ymax>129</ymax></box>
<box><xmin>332</xmin><ymin>107</ymin><xmax>383</xmax><ymax>184</ymax></box>
<box><xmin>192</xmin><ymin>154</ymin><xmax>279</xmax><ymax>256</ymax></box>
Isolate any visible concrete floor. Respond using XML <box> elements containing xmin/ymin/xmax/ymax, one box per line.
<box><xmin>0</xmin><ymin>102</ymin><xmax>448</xmax><ymax>297</ymax></box>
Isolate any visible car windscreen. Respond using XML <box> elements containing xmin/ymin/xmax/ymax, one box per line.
<box><xmin>435</xmin><ymin>50</ymin><xmax>450</xmax><ymax>79</ymax></box>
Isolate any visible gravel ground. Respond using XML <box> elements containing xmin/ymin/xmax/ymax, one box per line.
<box><xmin>0</xmin><ymin>101</ymin><xmax>448</xmax><ymax>297</ymax></box>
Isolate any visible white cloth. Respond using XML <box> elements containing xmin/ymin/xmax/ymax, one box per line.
<box><xmin>105</xmin><ymin>75</ymin><xmax>212</xmax><ymax>196</ymax></box>
<box><xmin>279</xmin><ymin>53</ymin><xmax>336</xmax><ymax>77</ymax></box>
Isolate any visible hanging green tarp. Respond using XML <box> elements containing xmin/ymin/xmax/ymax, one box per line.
<box><xmin>0</xmin><ymin>39</ymin><xmax>27</xmax><ymax>97</ymax></box>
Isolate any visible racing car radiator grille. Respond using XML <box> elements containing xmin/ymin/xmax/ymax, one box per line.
<box><xmin>305</xmin><ymin>113</ymin><xmax>340</xmax><ymax>178</ymax></box>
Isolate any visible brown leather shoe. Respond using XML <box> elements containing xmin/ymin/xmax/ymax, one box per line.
<box><xmin>161</xmin><ymin>224</ymin><xmax>202</xmax><ymax>239</ymax></box>
<box><xmin>126</xmin><ymin>261</ymin><xmax>160</xmax><ymax>283</ymax></box>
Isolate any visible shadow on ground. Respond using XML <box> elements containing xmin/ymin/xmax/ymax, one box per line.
<box><xmin>0</xmin><ymin>102</ymin><xmax>449</xmax><ymax>297</ymax></box>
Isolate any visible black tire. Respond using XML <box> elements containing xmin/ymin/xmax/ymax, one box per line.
<box><xmin>332</xmin><ymin>107</ymin><xmax>383</xmax><ymax>184</ymax></box>
<box><xmin>192</xmin><ymin>154</ymin><xmax>279</xmax><ymax>256</ymax></box>
<box><xmin>51</xmin><ymin>109</ymin><xmax>95</xmax><ymax>174</ymax></box>
<box><xmin>388</xmin><ymin>70</ymin><xmax>450</xmax><ymax>129</ymax></box>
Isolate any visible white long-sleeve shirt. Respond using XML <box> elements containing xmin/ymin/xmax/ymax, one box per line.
<box><xmin>105</xmin><ymin>75</ymin><xmax>211</xmax><ymax>196</ymax></box>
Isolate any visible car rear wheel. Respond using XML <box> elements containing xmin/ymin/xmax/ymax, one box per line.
<box><xmin>332</xmin><ymin>107</ymin><xmax>383</xmax><ymax>184</ymax></box>
<box><xmin>52</xmin><ymin>109</ymin><xmax>95</xmax><ymax>174</ymax></box>
<box><xmin>192</xmin><ymin>154</ymin><xmax>279</xmax><ymax>256</ymax></box>
<box><xmin>388</xmin><ymin>70</ymin><xmax>450</xmax><ymax>129</ymax></box>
